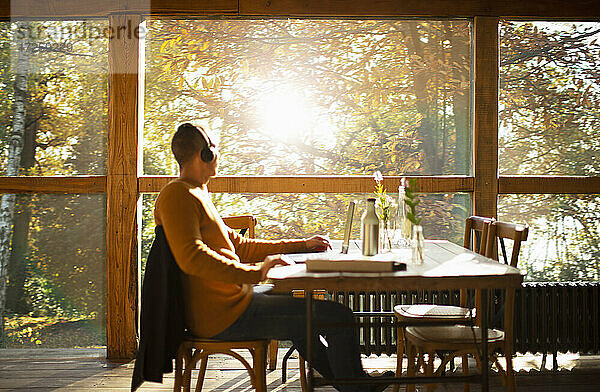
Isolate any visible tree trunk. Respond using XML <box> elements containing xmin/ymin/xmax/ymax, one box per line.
<box><xmin>406</xmin><ymin>23</ymin><xmax>441</xmax><ymax>174</ymax></box>
<box><xmin>5</xmin><ymin>110</ymin><xmax>38</xmax><ymax>314</ymax></box>
<box><xmin>5</xmin><ymin>197</ymin><xmax>32</xmax><ymax>315</ymax></box>
<box><xmin>0</xmin><ymin>21</ymin><xmax>30</xmax><ymax>345</ymax></box>
<box><xmin>450</xmin><ymin>23</ymin><xmax>470</xmax><ymax>175</ymax></box>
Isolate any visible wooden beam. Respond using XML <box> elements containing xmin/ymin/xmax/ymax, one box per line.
<box><xmin>499</xmin><ymin>176</ymin><xmax>600</xmax><ymax>194</ymax></box>
<box><xmin>139</xmin><ymin>176</ymin><xmax>474</xmax><ymax>194</ymax></box>
<box><xmin>6</xmin><ymin>0</ymin><xmax>140</xmax><ymax>17</ymax></box>
<box><xmin>239</xmin><ymin>0</ymin><xmax>600</xmax><ymax>17</ymax></box>
<box><xmin>150</xmin><ymin>0</ymin><xmax>237</xmax><ymax>15</ymax></box>
<box><xmin>473</xmin><ymin>16</ymin><xmax>499</xmax><ymax>219</ymax></box>
<box><xmin>106</xmin><ymin>13</ymin><xmax>140</xmax><ymax>361</ymax></box>
<box><xmin>3</xmin><ymin>0</ymin><xmax>237</xmax><ymax>17</ymax></box>
<box><xmin>0</xmin><ymin>176</ymin><xmax>105</xmax><ymax>193</ymax></box>
<box><xmin>3</xmin><ymin>0</ymin><xmax>599</xmax><ymax>18</ymax></box>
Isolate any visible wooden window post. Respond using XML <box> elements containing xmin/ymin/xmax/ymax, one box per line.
<box><xmin>107</xmin><ymin>13</ymin><xmax>141</xmax><ymax>360</ymax></box>
<box><xmin>473</xmin><ymin>16</ymin><xmax>499</xmax><ymax>219</ymax></box>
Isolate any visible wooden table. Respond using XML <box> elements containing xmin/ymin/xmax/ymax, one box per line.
<box><xmin>267</xmin><ymin>240</ymin><xmax>524</xmax><ymax>392</ymax></box>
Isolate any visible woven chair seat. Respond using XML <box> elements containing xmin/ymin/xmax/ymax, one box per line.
<box><xmin>405</xmin><ymin>325</ymin><xmax>505</xmax><ymax>345</ymax></box>
<box><xmin>395</xmin><ymin>304</ymin><xmax>474</xmax><ymax>321</ymax></box>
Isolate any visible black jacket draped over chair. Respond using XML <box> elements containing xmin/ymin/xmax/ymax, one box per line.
<box><xmin>131</xmin><ymin>225</ymin><xmax>185</xmax><ymax>391</ymax></box>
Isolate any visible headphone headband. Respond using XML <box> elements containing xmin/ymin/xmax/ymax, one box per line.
<box><xmin>179</xmin><ymin>123</ymin><xmax>215</xmax><ymax>163</ymax></box>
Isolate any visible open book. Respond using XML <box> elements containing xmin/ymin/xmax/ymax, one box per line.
<box><xmin>305</xmin><ymin>253</ymin><xmax>407</xmax><ymax>272</ymax></box>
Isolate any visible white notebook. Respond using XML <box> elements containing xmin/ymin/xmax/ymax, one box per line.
<box><xmin>304</xmin><ymin>253</ymin><xmax>407</xmax><ymax>272</ymax></box>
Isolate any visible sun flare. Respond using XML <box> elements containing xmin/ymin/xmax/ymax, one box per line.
<box><xmin>257</xmin><ymin>89</ymin><xmax>314</xmax><ymax>141</ymax></box>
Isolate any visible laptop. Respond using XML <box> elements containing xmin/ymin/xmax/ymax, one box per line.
<box><xmin>285</xmin><ymin>200</ymin><xmax>357</xmax><ymax>263</ymax></box>
<box><xmin>283</xmin><ymin>200</ymin><xmax>408</xmax><ymax>271</ymax></box>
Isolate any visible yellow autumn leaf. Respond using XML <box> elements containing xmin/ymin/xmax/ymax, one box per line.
<box><xmin>159</xmin><ymin>40</ymin><xmax>169</xmax><ymax>53</ymax></box>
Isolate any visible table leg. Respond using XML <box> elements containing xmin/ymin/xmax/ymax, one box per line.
<box><xmin>306</xmin><ymin>289</ymin><xmax>314</xmax><ymax>391</ymax></box>
<box><xmin>481</xmin><ymin>289</ymin><xmax>489</xmax><ymax>392</ymax></box>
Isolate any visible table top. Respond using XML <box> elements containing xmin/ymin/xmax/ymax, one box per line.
<box><xmin>267</xmin><ymin>240</ymin><xmax>524</xmax><ymax>292</ymax></box>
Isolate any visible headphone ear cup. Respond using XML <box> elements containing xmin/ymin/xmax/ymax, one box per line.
<box><xmin>201</xmin><ymin>147</ymin><xmax>215</xmax><ymax>162</ymax></box>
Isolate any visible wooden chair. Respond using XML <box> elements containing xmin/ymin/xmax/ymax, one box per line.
<box><xmin>173</xmin><ymin>214</ymin><xmax>271</xmax><ymax>391</ymax></box>
<box><xmin>393</xmin><ymin>216</ymin><xmax>493</xmax><ymax>391</ymax></box>
<box><xmin>402</xmin><ymin>220</ymin><xmax>528</xmax><ymax>392</ymax></box>
<box><xmin>174</xmin><ymin>336</ymin><xmax>268</xmax><ymax>391</ymax></box>
<box><xmin>222</xmin><ymin>214</ymin><xmax>257</xmax><ymax>239</ymax></box>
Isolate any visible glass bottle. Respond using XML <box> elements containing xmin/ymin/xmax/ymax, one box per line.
<box><xmin>361</xmin><ymin>198</ymin><xmax>379</xmax><ymax>256</ymax></box>
<box><xmin>397</xmin><ymin>185</ymin><xmax>411</xmax><ymax>246</ymax></box>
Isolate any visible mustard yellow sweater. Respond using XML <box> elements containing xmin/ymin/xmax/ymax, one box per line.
<box><xmin>154</xmin><ymin>178</ymin><xmax>307</xmax><ymax>337</ymax></box>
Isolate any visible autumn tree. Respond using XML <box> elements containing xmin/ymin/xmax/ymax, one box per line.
<box><xmin>142</xmin><ymin>19</ymin><xmax>471</xmax><ymax>253</ymax></box>
<box><xmin>499</xmin><ymin>21</ymin><xmax>600</xmax><ymax>281</ymax></box>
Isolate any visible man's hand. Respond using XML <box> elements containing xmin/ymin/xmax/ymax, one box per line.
<box><xmin>260</xmin><ymin>254</ymin><xmax>295</xmax><ymax>280</ymax></box>
<box><xmin>305</xmin><ymin>235</ymin><xmax>332</xmax><ymax>252</ymax></box>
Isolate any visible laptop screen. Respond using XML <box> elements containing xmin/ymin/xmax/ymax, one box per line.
<box><xmin>341</xmin><ymin>200</ymin><xmax>356</xmax><ymax>254</ymax></box>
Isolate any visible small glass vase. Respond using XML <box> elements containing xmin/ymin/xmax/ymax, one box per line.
<box><xmin>396</xmin><ymin>186</ymin><xmax>412</xmax><ymax>248</ymax></box>
<box><xmin>412</xmin><ymin>225</ymin><xmax>425</xmax><ymax>264</ymax></box>
<box><xmin>379</xmin><ymin>218</ymin><xmax>394</xmax><ymax>253</ymax></box>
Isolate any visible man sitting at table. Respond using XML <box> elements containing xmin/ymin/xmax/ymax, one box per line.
<box><xmin>154</xmin><ymin>122</ymin><xmax>392</xmax><ymax>392</ymax></box>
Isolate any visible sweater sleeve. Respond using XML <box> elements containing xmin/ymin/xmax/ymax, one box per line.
<box><xmin>228</xmin><ymin>228</ymin><xmax>308</xmax><ymax>263</ymax></box>
<box><xmin>156</xmin><ymin>184</ymin><xmax>262</xmax><ymax>284</ymax></box>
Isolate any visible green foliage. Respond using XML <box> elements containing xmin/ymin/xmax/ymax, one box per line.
<box><xmin>1</xmin><ymin>20</ymin><xmax>108</xmax><ymax>347</ymax></box>
<box><xmin>498</xmin><ymin>21</ymin><xmax>600</xmax><ymax>282</ymax></box>
<box><xmin>141</xmin><ymin>18</ymin><xmax>471</xmax><ymax>262</ymax></box>
<box><xmin>403</xmin><ymin>178</ymin><xmax>422</xmax><ymax>226</ymax></box>
<box><xmin>4</xmin><ymin>313</ymin><xmax>104</xmax><ymax>348</ymax></box>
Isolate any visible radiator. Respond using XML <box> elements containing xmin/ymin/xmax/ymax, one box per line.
<box><xmin>514</xmin><ymin>282</ymin><xmax>600</xmax><ymax>355</ymax></box>
<box><xmin>331</xmin><ymin>282</ymin><xmax>600</xmax><ymax>357</ymax></box>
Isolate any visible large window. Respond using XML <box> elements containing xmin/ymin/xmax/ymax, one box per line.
<box><xmin>144</xmin><ymin>19</ymin><xmax>472</xmax><ymax>177</ymax></box>
<box><xmin>142</xmin><ymin>18</ymin><xmax>473</xmax><ymax>255</ymax></box>
<box><xmin>0</xmin><ymin>20</ymin><xmax>108</xmax><ymax>348</ymax></box>
<box><xmin>2</xmin><ymin>194</ymin><xmax>106</xmax><ymax>347</ymax></box>
<box><xmin>1</xmin><ymin>20</ymin><xmax>108</xmax><ymax>175</ymax></box>
<box><xmin>499</xmin><ymin>21</ymin><xmax>599</xmax><ymax>176</ymax></box>
<box><xmin>499</xmin><ymin>21</ymin><xmax>600</xmax><ymax>281</ymax></box>
<box><xmin>141</xmin><ymin>192</ymin><xmax>470</xmax><ymax>268</ymax></box>
<box><xmin>498</xmin><ymin>194</ymin><xmax>599</xmax><ymax>282</ymax></box>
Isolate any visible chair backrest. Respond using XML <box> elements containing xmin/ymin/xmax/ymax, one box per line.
<box><xmin>463</xmin><ymin>215</ymin><xmax>494</xmax><ymax>256</ymax></box>
<box><xmin>485</xmin><ymin>220</ymin><xmax>529</xmax><ymax>267</ymax></box>
<box><xmin>222</xmin><ymin>215</ymin><xmax>257</xmax><ymax>238</ymax></box>
<box><xmin>460</xmin><ymin>216</ymin><xmax>493</xmax><ymax>307</ymax></box>
<box><xmin>482</xmin><ymin>220</ymin><xmax>529</xmax><ymax>343</ymax></box>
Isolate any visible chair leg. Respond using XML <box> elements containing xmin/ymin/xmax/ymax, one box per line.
<box><xmin>425</xmin><ymin>350</ymin><xmax>437</xmax><ymax>392</ymax></box>
<box><xmin>505</xmin><ymin>352</ymin><xmax>516</xmax><ymax>392</ymax></box>
<box><xmin>462</xmin><ymin>354</ymin><xmax>470</xmax><ymax>392</ymax></box>
<box><xmin>195</xmin><ymin>356</ymin><xmax>208</xmax><ymax>392</ymax></box>
<box><xmin>299</xmin><ymin>355</ymin><xmax>308</xmax><ymax>392</ymax></box>
<box><xmin>406</xmin><ymin>343</ymin><xmax>417</xmax><ymax>392</ymax></box>
<box><xmin>182</xmin><ymin>349</ymin><xmax>195</xmax><ymax>392</ymax></box>
<box><xmin>253</xmin><ymin>343</ymin><xmax>268</xmax><ymax>392</ymax></box>
<box><xmin>268</xmin><ymin>340</ymin><xmax>278</xmax><ymax>370</ymax></box>
<box><xmin>393</xmin><ymin>327</ymin><xmax>405</xmax><ymax>392</ymax></box>
<box><xmin>417</xmin><ymin>351</ymin><xmax>426</xmax><ymax>374</ymax></box>
<box><xmin>174</xmin><ymin>348</ymin><xmax>184</xmax><ymax>392</ymax></box>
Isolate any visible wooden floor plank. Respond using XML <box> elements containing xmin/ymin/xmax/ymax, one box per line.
<box><xmin>0</xmin><ymin>349</ymin><xmax>599</xmax><ymax>391</ymax></box>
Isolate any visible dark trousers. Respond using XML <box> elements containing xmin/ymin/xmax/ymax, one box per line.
<box><xmin>211</xmin><ymin>292</ymin><xmax>369</xmax><ymax>392</ymax></box>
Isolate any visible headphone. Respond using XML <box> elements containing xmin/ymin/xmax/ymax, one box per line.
<box><xmin>179</xmin><ymin>123</ymin><xmax>216</xmax><ymax>162</ymax></box>
<box><xmin>199</xmin><ymin>127</ymin><xmax>216</xmax><ymax>163</ymax></box>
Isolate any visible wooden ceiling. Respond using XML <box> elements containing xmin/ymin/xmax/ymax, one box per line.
<box><xmin>2</xmin><ymin>0</ymin><xmax>599</xmax><ymax>18</ymax></box>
